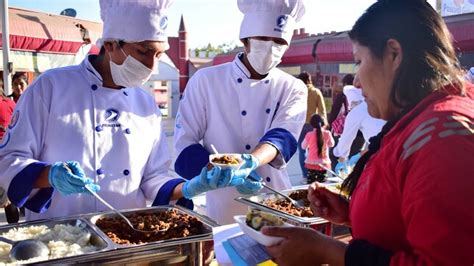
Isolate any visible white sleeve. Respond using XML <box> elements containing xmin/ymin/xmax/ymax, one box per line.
<box><xmin>173</xmin><ymin>73</ymin><xmax>207</xmax><ymax>157</ymax></box>
<box><xmin>140</xmin><ymin>111</ymin><xmax>183</xmax><ymax>202</ymax></box>
<box><xmin>0</xmin><ymin>75</ymin><xmax>51</xmax><ymax>189</ymax></box>
<box><xmin>332</xmin><ymin>107</ymin><xmax>362</xmax><ymax>159</ymax></box>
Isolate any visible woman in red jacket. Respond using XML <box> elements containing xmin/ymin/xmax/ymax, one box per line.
<box><xmin>262</xmin><ymin>0</ymin><xmax>474</xmax><ymax>265</ymax></box>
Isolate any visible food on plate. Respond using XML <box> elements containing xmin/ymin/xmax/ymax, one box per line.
<box><xmin>0</xmin><ymin>224</ymin><xmax>98</xmax><ymax>264</ymax></box>
<box><xmin>95</xmin><ymin>210</ymin><xmax>205</xmax><ymax>245</ymax></box>
<box><xmin>262</xmin><ymin>190</ymin><xmax>314</xmax><ymax>217</ymax></box>
<box><xmin>211</xmin><ymin>155</ymin><xmax>241</xmax><ymax>165</ymax></box>
<box><xmin>245</xmin><ymin>210</ymin><xmax>283</xmax><ymax>231</ymax></box>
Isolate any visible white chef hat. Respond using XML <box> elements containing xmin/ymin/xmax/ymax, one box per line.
<box><xmin>238</xmin><ymin>0</ymin><xmax>306</xmax><ymax>45</ymax></box>
<box><xmin>98</xmin><ymin>0</ymin><xmax>174</xmax><ymax>46</ymax></box>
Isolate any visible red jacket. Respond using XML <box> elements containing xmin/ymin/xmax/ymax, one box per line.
<box><xmin>349</xmin><ymin>84</ymin><xmax>474</xmax><ymax>265</ymax></box>
<box><xmin>0</xmin><ymin>97</ymin><xmax>16</xmax><ymax>140</ymax></box>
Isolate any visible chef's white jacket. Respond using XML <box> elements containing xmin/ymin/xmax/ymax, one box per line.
<box><xmin>0</xmin><ymin>56</ymin><xmax>187</xmax><ymax>221</ymax></box>
<box><xmin>174</xmin><ymin>53</ymin><xmax>307</xmax><ymax>224</ymax></box>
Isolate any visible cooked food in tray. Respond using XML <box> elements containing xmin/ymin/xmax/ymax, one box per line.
<box><xmin>95</xmin><ymin>210</ymin><xmax>205</xmax><ymax>245</ymax></box>
<box><xmin>211</xmin><ymin>155</ymin><xmax>241</xmax><ymax>165</ymax></box>
<box><xmin>262</xmin><ymin>190</ymin><xmax>314</xmax><ymax>217</ymax></box>
<box><xmin>245</xmin><ymin>210</ymin><xmax>284</xmax><ymax>231</ymax></box>
<box><xmin>0</xmin><ymin>224</ymin><xmax>98</xmax><ymax>264</ymax></box>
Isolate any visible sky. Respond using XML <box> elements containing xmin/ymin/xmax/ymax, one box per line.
<box><xmin>8</xmin><ymin>0</ymin><xmax>437</xmax><ymax>49</ymax></box>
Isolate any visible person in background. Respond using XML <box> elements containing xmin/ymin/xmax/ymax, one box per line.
<box><xmin>262</xmin><ymin>0</ymin><xmax>474</xmax><ymax>265</ymax></box>
<box><xmin>297</xmin><ymin>71</ymin><xmax>326</xmax><ymax>181</ymax></box>
<box><xmin>465</xmin><ymin>66</ymin><xmax>474</xmax><ymax>83</ymax></box>
<box><xmin>0</xmin><ymin>0</ymin><xmax>242</xmax><ymax>221</ymax></box>
<box><xmin>174</xmin><ymin>0</ymin><xmax>307</xmax><ymax>224</ymax></box>
<box><xmin>327</xmin><ymin>74</ymin><xmax>350</xmax><ymax>168</ymax></box>
<box><xmin>301</xmin><ymin>114</ymin><xmax>334</xmax><ymax>184</ymax></box>
<box><xmin>9</xmin><ymin>72</ymin><xmax>28</xmax><ymax>103</ymax></box>
<box><xmin>333</xmin><ymin>75</ymin><xmax>385</xmax><ymax>176</ymax></box>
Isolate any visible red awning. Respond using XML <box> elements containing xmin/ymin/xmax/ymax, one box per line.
<box><xmin>0</xmin><ymin>7</ymin><xmax>102</xmax><ymax>54</ymax></box>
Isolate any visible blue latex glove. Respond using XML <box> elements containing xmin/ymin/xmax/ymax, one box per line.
<box><xmin>236</xmin><ymin>170</ymin><xmax>264</xmax><ymax>195</ymax></box>
<box><xmin>335</xmin><ymin>160</ymin><xmax>349</xmax><ymax>177</ymax></box>
<box><xmin>48</xmin><ymin>161</ymin><xmax>100</xmax><ymax>196</ymax></box>
<box><xmin>182</xmin><ymin>166</ymin><xmax>245</xmax><ymax>199</ymax></box>
<box><xmin>232</xmin><ymin>154</ymin><xmax>260</xmax><ymax>181</ymax></box>
<box><xmin>347</xmin><ymin>153</ymin><xmax>362</xmax><ymax>169</ymax></box>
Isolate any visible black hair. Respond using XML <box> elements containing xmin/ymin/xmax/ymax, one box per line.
<box><xmin>342</xmin><ymin>0</ymin><xmax>465</xmax><ymax>197</ymax></box>
<box><xmin>342</xmin><ymin>74</ymin><xmax>354</xmax><ymax>86</ymax></box>
<box><xmin>298</xmin><ymin>71</ymin><xmax>312</xmax><ymax>85</ymax></box>
<box><xmin>309</xmin><ymin>114</ymin><xmax>326</xmax><ymax>157</ymax></box>
<box><xmin>99</xmin><ymin>40</ymin><xmax>126</xmax><ymax>55</ymax></box>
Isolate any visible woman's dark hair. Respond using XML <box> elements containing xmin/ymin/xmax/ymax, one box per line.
<box><xmin>342</xmin><ymin>0</ymin><xmax>466</xmax><ymax>196</ymax></box>
<box><xmin>341</xmin><ymin>74</ymin><xmax>354</xmax><ymax>86</ymax></box>
<box><xmin>12</xmin><ymin>72</ymin><xmax>28</xmax><ymax>85</ymax></box>
<box><xmin>309</xmin><ymin>114</ymin><xmax>325</xmax><ymax>157</ymax></box>
<box><xmin>298</xmin><ymin>71</ymin><xmax>312</xmax><ymax>85</ymax></box>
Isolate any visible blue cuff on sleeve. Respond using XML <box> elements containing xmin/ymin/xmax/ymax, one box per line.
<box><xmin>174</xmin><ymin>144</ymin><xmax>210</xmax><ymax>180</ymax></box>
<box><xmin>7</xmin><ymin>162</ymin><xmax>54</xmax><ymax>213</ymax></box>
<box><xmin>260</xmin><ymin>128</ymin><xmax>297</xmax><ymax>163</ymax></box>
<box><xmin>152</xmin><ymin>178</ymin><xmax>194</xmax><ymax>210</ymax></box>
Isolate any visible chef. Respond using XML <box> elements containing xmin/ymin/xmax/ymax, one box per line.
<box><xmin>174</xmin><ymin>0</ymin><xmax>307</xmax><ymax>224</ymax></box>
<box><xmin>0</xmin><ymin>0</ymin><xmax>243</xmax><ymax>221</ymax></box>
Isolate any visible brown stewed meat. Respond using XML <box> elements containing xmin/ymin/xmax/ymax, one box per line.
<box><xmin>95</xmin><ymin>210</ymin><xmax>204</xmax><ymax>245</ymax></box>
<box><xmin>263</xmin><ymin>190</ymin><xmax>313</xmax><ymax>217</ymax></box>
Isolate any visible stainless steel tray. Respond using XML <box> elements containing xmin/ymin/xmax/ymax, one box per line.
<box><xmin>88</xmin><ymin>205</ymin><xmax>217</xmax><ymax>250</ymax></box>
<box><xmin>0</xmin><ymin>217</ymin><xmax>111</xmax><ymax>264</ymax></box>
<box><xmin>235</xmin><ymin>187</ymin><xmax>328</xmax><ymax>226</ymax></box>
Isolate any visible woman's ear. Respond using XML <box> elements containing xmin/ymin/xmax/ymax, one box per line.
<box><xmin>241</xmin><ymin>38</ymin><xmax>250</xmax><ymax>54</ymax></box>
<box><xmin>103</xmin><ymin>41</ymin><xmax>115</xmax><ymax>53</ymax></box>
<box><xmin>385</xmin><ymin>38</ymin><xmax>403</xmax><ymax>71</ymax></box>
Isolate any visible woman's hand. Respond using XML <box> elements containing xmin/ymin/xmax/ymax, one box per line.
<box><xmin>262</xmin><ymin>226</ymin><xmax>346</xmax><ymax>266</ymax></box>
<box><xmin>308</xmin><ymin>182</ymin><xmax>350</xmax><ymax>225</ymax></box>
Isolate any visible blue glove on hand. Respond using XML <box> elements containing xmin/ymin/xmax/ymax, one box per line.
<box><xmin>347</xmin><ymin>153</ymin><xmax>362</xmax><ymax>169</ymax></box>
<box><xmin>335</xmin><ymin>160</ymin><xmax>349</xmax><ymax>177</ymax></box>
<box><xmin>232</xmin><ymin>154</ymin><xmax>260</xmax><ymax>180</ymax></box>
<box><xmin>48</xmin><ymin>161</ymin><xmax>100</xmax><ymax>196</ymax></box>
<box><xmin>182</xmin><ymin>166</ymin><xmax>245</xmax><ymax>199</ymax></box>
<box><xmin>236</xmin><ymin>170</ymin><xmax>264</xmax><ymax>195</ymax></box>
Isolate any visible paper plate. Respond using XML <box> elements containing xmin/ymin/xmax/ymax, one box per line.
<box><xmin>209</xmin><ymin>154</ymin><xmax>244</xmax><ymax>170</ymax></box>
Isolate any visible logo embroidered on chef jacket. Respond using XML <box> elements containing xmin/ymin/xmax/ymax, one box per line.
<box><xmin>8</xmin><ymin>111</ymin><xmax>19</xmax><ymax>129</ymax></box>
<box><xmin>102</xmin><ymin>108</ymin><xmax>121</xmax><ymax>128</ymax></box>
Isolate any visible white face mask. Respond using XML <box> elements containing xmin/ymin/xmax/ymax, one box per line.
<box><xmin>246</xmin><ymin>39</ymin><xmax>288</xmax><ymax>75</ymax></box>
<box><xmin>109</xmin><ymin>45</ymin><xmax>153</xmax><ymax>88</ymax></box>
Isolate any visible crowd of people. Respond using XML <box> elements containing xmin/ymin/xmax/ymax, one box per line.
<box><xmin>0</xmin><ymin>0</ymin><xmax>472</xmax><ymax>265</ymax></box>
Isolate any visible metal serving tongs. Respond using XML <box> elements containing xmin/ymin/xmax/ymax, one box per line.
<box><xmin>62</xmin><ymin>163</ymin><xmax>166</xmax><ymax>234</ymax></box>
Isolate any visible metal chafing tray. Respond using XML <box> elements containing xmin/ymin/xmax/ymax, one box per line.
<box><xmin>0</xmin><ymin>217</ymin><xmax>111</xmax><ymax>265</ymax></box>
<box><xmin>235</xmin><ymin>186</ymin><xmax>328</xmax><ymax>227</ymax></box>
<box><xmin>0</xmin><ymin>205</ymin><xmax>218</xmax><ymax>265</ymax></box>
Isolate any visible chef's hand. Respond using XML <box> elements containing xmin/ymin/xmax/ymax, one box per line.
<box><xmin>308</xmin><ymin>182</ymin><xmax>349</xmax><ymax>225</ymax></box>
<box><xmin>262</xmin><ymin>226</ymin><xmax>346</xmax><ymax>266</ymax></box>
<box><xmin>235</xmin><ymin>170</ymin><xmax>263</xmax><ymax>195</ymax></box>
<box><xmin>231</xmin><ymin>154</ymin><xmax>260</xmax><ymax>180</ymax></box>
<box><xmin>335</xmin><ymin>160</ymin><xmax>349</xmax><ymax>176</ymax></box>
<box><xmin>182</xmin><ymin>166</ymin><xmax>245</xmax><ymax>199</ymax></box>
<box><xmin>48</xmin><ymin>161</ymin><xmax>100</xmax><ymax>196</ymax></box>
<box><xmin>347</xmin><ymin>152</ymin><xmax>361</xmax><ymax>169</ymax></box>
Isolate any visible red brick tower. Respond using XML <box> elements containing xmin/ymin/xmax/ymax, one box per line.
<box><xmin>178</xmin><ymin>14</ymin><xmax>189</xmax><ymax>93</ymax></box>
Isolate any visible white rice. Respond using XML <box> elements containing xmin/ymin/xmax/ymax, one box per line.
<box><xmin>0</xmin><ymin>224</ymin><xmax>98</xmax><ymax>265</ymax></box>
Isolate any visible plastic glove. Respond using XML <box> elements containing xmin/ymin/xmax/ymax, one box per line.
<box><xmin>335</xmin><ymin>160</ymin><xmax>349</xmax><ymax>177</ymax></box>
<box><xmin>236</xmin><ymin>170</ymin><xmax>264</xmax><ymax>195</ymax></box>
<box><xmin>48</xmin><ymin>161</ymin><xmax>100</xmax><ymax>196</ymax></box>
<box><xmin>232</xmin><ymin>154</ymin><xmax>260</xmax><ymax>181</ymax></box>
<box><xmin>182</xmin><ymin>166</ymin><xmax>245</xmax><ymax>199</ymax></box>
<box><xmin>347</xmin><ymin>153</ymin><xmax>361</xmax><ymax>169</ymax></box>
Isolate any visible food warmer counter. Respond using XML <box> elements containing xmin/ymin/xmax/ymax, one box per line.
<box><xmin>0</xmin><ymin>205</ymin><xmax>218</xmax><ymax>265</ymax></box>
<box><xmin>235</xmin><ymin>187</ymin><xmax>332</xmax><ymax>233</ymax></box>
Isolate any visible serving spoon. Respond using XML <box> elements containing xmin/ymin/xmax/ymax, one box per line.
<box><xmin>0</xmin><ymin>236</ymin><xmax>49</xmax><ymax>261</ymax></box>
